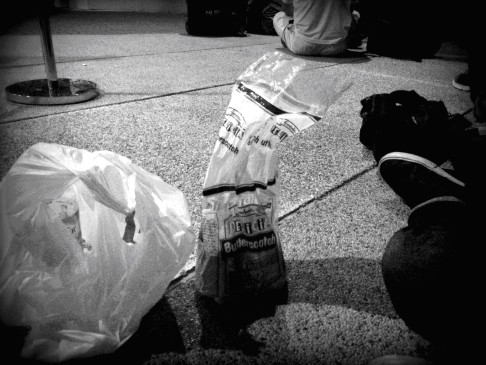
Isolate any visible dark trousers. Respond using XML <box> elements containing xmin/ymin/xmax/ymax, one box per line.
<box><xmin>381</xmin><ymin>133</ymin><xmax>485</xmax><ymax>363</ymax></box>
<box><xmin>382</xmin><ymin>204</ymin><xmax>481</xmax><ymax>363</ymax></box>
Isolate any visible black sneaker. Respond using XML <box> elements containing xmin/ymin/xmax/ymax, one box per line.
<box><xmin>452</xmin><ymin>70</ymin><xmax>471</xmax><ymax>92</ymax></box>
<box><xmin>378</xmin><ymin>152</ymin><xmax>465</xmax><ymax>208</ymax></box>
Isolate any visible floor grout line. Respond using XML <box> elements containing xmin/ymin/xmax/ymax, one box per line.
<box><xmin>0</xmin><ymin>42</ymin><xmax>281</xmax><ymax>70</ymax></box>
<box><xmin>278</xmin><ymin>164</ymin><xmax>377</xmax><ymax>222</ymax></box>
<box><xmin>0</xmin><ymin>82</ymin><xmax>234</xmax><ymax>125</ymax></box>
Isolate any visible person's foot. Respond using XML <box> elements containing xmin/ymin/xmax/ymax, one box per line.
<box><xmin>452</xmin><ymin>70</ymin><xmax>470</xmax><ymax>91</ymax></box>
<box><xmin>378</xmin><ymin>152</ymin><xmax>465</xmax><ymax>208</ymax></box>
<box><xmin>368</xmin><ymin>355</ymin><xmax>434</xmax><ymax>365</ymax></box>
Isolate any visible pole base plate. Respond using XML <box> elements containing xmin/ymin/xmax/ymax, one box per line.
<box><xmin>5</xmin><ymin>78</ymin><xmax>99</xmax><ymax>105</ymax></box>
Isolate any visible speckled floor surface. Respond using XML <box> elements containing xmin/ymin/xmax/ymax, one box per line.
<box><xmin>0</xmin><ymin>9</ymin><xmax>472</xmax><ymax>365</ymax></box>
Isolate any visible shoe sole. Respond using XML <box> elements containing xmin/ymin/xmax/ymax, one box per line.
<box><xmin>368</xmin><ymin>354</ymin><xmax>434</xmax><ymax>365</ymax></box>
<box><xmin>409</xmin><ymin>195</ymin><xmax>466</xmax><ymax>226</ymax></box>
<box><xmin>452</xmin><ymin>79</ymin><xmax>470</xmax><ymax>91</ymax></box>
<box><xmin>378</xmin><ymin>152</ymin><xmax>465</xmax><ymax>208</ymax></box>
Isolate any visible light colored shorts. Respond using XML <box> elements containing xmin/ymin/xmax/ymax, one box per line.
<box><xmin>272</xmin><ymin>11</ymin><xmax>348</xmax><ymax>56</ymax></box>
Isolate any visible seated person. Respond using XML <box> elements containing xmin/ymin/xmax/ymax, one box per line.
<box><xmin>272</xmin><ymin>0</ymin><xmax>359</xmax><ymax>56</ymax></box>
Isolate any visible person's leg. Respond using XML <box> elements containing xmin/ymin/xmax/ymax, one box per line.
<box><xmin>468</xmin><ymin>45</ymin><xmax>486</xmax><ymax>122</ymax></box>
<box><xmin>272</xmin><ymin>12</ymin><xmax>319</xmax><ymax>55</ymax></box>
<box><xmin>273</xmin><ymin>11</ymin><xmax>349</xmax><ymax>56</ymax></box>
<box><xmin>377</xmin><ymin>144</ymin><xmax>484</xmax><ymax>363</ymax></box>
<box><xmin>381</xmin><ymin>198</ymin><xmax>473</xmax><ymax>363</ymax></box>
<box><xmin>272</xmin><ymin>11</ymin><xmax>294</xmax><ymax>48</ymax></box>
<box><xmin>451</xmin><ymin>2</ymin><xmax>486</xmax><ymax>118</ymax></box>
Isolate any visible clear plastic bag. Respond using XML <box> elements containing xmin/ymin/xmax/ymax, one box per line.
<box><xmin>195</xmin><ymin>51</ymin><xmax>351</xmax><ymax>302</ymax></box>
<box><xmin>0</xmin><ymin>143</ymin><xmax>195</xmax><ymax>362</ymax></box>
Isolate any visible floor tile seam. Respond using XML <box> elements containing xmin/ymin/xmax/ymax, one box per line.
<box><xmin>167</xmin><ymin>41</ymin><xmax>281</xmax><ymax>55</ymax></box>
<box><xmin>298</xmin><ymin>59</ymin><xmax>353</xmax><ymax>69</ymax></box>
<box><xmin>0</xmin><ymin>82</ymin><xmax>234</xmax><ymax>125</ymax></box>
<box><xmin>352</xmin><ymin>67</ymin><xmax>458</xmax><ymax>88</ymax></box>
<box><xmin>277</xmin><ymin>164</ymin><xmax>377</xmax><ymax>222</ymax></box>
<box><xmin>0</xmin><ymin>42</ymin><xmax>281</xmax><ymax>70</ymax></box>
<box><xmin>299</xmin><ymin>58</ymin><xmax>374</xmax><ymax>73</ymax></box>
<box><xmin>166</xmin><ymin>164</ymin><xmax>377</xmax><ymax>292</ymax></box>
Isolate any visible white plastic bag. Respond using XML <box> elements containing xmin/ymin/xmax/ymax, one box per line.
<box><xmin>0</xmin><ymin>143</ymin><xmax>195</xmax><ymax>362</ymax></box>
<box><xmin>195</xmin><ymin>51</ymin><xmax>351</xmax><ymax>302</ymax></box>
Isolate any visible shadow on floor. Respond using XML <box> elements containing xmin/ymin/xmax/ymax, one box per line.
<box><xmin>195</xmin><ymin>283</ymin><xmax>288</xmax><ymax>356</ymax></box>
<box><xmin>276</xmin><ymin>46</ymin><xmax>372</xmax><ymax>66</ymax></box>
<box><xmin>287</xmin><ymin>257</ymin><xmax>397</xmax><ymax>318</ymax></box>
<box><xmin>6</xmin><ymin>256</ymin><xmax>397</xmax><ymax>363</ymax></box>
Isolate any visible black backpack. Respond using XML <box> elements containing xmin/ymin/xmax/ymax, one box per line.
<box><xmin>246</xmin><ymin>0</ymin><xmax>282</xmax><ymax>35</ymax></box>
<box><xmin>185</xmin><ymin>0</ymin><xmax>248</xmax><ymax>37</ymax></box>
<box><xmin>359</xmin><ymin>90</ymin><xmax>471</xmax><ymax>164</ymax></box>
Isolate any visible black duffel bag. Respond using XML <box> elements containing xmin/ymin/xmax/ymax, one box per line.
<box><xmin>185</xmin><ymin>0</ymin><xmax>248</xmax><ymax>37</ymax></box>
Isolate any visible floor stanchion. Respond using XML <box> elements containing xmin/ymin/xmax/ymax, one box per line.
<box><xmin>5</xmin><ymin>3</ymin><xmax>99</xmax><ymax>105</ymax></box>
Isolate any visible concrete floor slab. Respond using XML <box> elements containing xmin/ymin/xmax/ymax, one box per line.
<box><xmin>0</xmin><ymin>9</ymin><xmax>473</xmax><ymax>365</ymax></box>
<box><xmin>132</xmin><ymin>170</ymin><xmax>428</xmax><ymax>365</ymax></box>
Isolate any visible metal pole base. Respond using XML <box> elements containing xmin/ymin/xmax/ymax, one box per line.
<box><xmin>5</xmin><ymin>78</ymin><xmax>99</xmax><ymax>105</ymax></box>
